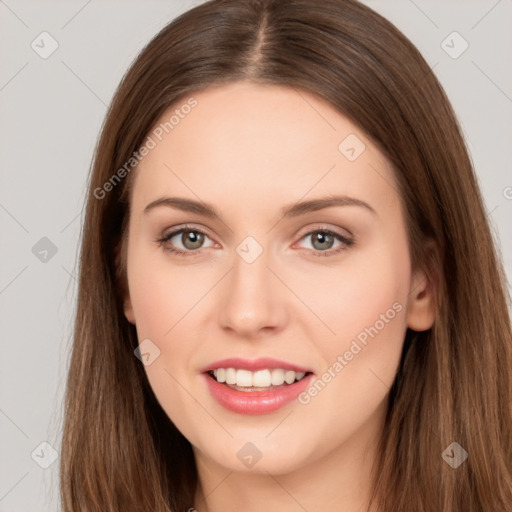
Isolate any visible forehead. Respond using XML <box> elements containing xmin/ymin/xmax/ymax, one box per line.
<box><xmin>130</xmin><ymin>81</ymin><xmax>398</xmax><ymax>217</ymax></box>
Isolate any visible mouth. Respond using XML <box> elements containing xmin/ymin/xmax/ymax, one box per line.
<box><xmin>205</xmin><ymin>368</ymin><xmax>313</xmax><ymax>392</ymax></box>
<box><xmin>202</xmin><ymin>362</ymin><xmax>315</xmax><ymax>414</ymax></box>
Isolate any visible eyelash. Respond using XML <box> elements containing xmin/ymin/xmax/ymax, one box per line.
<box><xmin>156</xmin><ymin>224</ymin><xmax>354</xmax><ymax>258</ymax></box>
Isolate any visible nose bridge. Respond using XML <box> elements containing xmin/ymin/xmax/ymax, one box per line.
<box><xmin>218</xmin><ymin>236</ymin><xmax>286</xmax><ymax>335</ymax></box>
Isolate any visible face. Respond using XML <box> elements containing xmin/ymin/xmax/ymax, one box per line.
<box><xmin>121</xmin><ymin>81</ymin><xmax>434</xmax><ymax>476</ymax></box>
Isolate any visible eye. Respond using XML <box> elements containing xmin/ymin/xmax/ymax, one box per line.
<box><xmin>294</xmin><ymin>228</ymin><xmax>354</xmax><ymax>257</ymax></box>
<box><xmin>157</xmin><ymin>225</ymin><xmax>354</xmax><ymax>258</ymax></box>
<box><xmin>157</xmin><ymin>226</ymin><xmax>216</xmax><ymax>256</ymax></box>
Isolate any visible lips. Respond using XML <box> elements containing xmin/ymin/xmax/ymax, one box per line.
<box><xmin>201</xmin><ymin>357</ymin><xmax>315</xmax><ymax>415</ymax></box>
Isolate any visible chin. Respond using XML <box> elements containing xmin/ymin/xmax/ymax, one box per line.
<box><xmin>196</xmin><ymin>436</ymin><xmax>318</xmax><ymax>476</ymax></box>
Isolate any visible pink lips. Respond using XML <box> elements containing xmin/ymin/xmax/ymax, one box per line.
<box><xmin>201</xmin><ymin>357</ymin><xmax>314</xmax><ymax>415</ymax></box>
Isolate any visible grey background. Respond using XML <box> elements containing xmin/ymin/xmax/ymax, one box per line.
<box><xmin>0</xmin><ymin>1</ymin><xmax>511</xmax><ymax>510</ymax></box>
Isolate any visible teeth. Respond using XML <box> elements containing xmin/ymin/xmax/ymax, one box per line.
<box><xmin>236</xmin><ymin>369</ymin><xmax>253</xmax><ymax>387</ymax></box>
<box><xmin>226</xmin><ymin>368</ymin><xmax>237</xmax><ymax>385</ymax></box>
<box><xmin>211</xmin><ymin>368</ymin><xmax>307</xmax><ymax>387</ymax></box>
<box><xmin>271</xmin><ymin>369</ymin><xmax>285</xmax><ymax>386</ymax></box>
<box><xmin>253</xmin><ymin>369</ymin><xmax>271</xmax><ymax>387</ymax></box>
<box><xmin>284</xmin><ymin>370</ymin><xmax>296</xmax><ymax>384</ymax></box>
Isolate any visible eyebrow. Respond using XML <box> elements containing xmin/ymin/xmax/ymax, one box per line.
<box><xmin>143</xmin><ymin>194</ymin><xmax>376</xmax><ymax>218</ymax></box>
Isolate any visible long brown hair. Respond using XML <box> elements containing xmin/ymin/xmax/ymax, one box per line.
<box><xmin>60</xmin><ymin>0</ymin><xmax>512</xmax><ymax>510</ymax></box>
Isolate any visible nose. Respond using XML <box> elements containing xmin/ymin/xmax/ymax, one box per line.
<box><xmin>217</xmin><ymin>245</ymin><xmax>288</xmax><ymax>338</ymax></box>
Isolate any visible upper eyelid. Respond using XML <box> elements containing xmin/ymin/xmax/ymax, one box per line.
<box><xmin>162</xmin><ymin>224</ymin><xmax>216</xmax><ymax>242</ymax></box>
<box><xmin>294</xmin><ymin>224</ymin><xmax>352</xmax><ymax>240</ymax></box>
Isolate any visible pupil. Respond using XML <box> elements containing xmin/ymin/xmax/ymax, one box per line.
<box><xmin>313</xmin><ymin>232</ymin><xmax>333</xmax><ymax>250</ymax></box>
<box><xmin>183</xmin><ymin>230</ymin><xmax>204</xmax><ymax>249</ymax></box>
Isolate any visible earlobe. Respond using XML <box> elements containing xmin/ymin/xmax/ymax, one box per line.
<box><xmin>406</xmin><ymin>270</ymin><xmax>436</xmax><ymax>332</ymax></box>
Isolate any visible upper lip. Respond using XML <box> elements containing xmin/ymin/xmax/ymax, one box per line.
<box><xmin>201</xmin><ymin>357</ymin><xmax>313</xmax><ymax>374</ymax></box>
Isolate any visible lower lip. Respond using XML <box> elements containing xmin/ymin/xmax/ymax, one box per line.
<box><xmin>203</xmin><ymin>372</ymin><xmax>314</xmax><ymax>415</ymax></box>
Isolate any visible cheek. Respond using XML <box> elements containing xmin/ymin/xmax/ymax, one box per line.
<box><xmin>328</xmin><ymin>231</ymin><xmax>411</xmax><ymax>370</ymax></box>
<box><xmin>126</xmin><ymin>251</ymin><xmax>208</xmax><ymax>425</ymax></box>
<box><xmin>295</xmin><ymin>232</ymin><xmax>411</xmax><ymax>441</ymax></box>
<box><xmin>295</xmin><ymin>229</ymin><xmax>411</xmax><ymax>351</ymax></box>
<box><xmin>127</xmin><ymin>244</ymin><xmax>212</xmax><ymax>340</ymax></box>
<box><xmin>126</xmin><ymin>248</ymin><xmax>202</xmax><ymax>390</ymax></box>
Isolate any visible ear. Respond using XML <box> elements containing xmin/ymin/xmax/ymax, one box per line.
<box><xmin>114</xmin><ymin>240</ymin><xmax>136</xmax><ymax>325</ymax></box>
<box><xmin>406</xmin><ymin>242</ymin><xmax>438</xmax><ymax>332</ymax></box>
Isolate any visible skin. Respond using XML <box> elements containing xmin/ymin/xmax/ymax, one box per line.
<box><xmin>121</xmin><ymin>81</ymin><xmax>436</xmax><ymax>512</ymax></box>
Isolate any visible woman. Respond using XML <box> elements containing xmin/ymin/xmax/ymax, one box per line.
<box><xmin>60</xmin><ymin>0</ymin><xmax>512</xmax><ymax>510</ymax></box>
